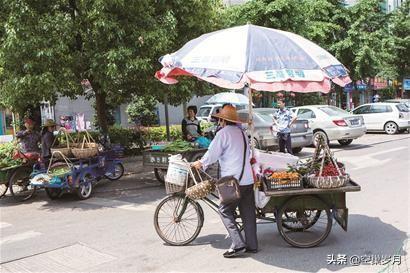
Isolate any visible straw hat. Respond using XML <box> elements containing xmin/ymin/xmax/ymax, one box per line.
<box><xmin>212</xmin><ymin>105</ymin><xmax>245</xmax><ymax>123</ymax></box>
<box><xmin>43</xmin><ymin>119</ymin><xmax>57</xmax><ymax>127</ymax></box>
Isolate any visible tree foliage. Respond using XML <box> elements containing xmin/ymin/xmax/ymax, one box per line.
<box><xmin>0</xmin><ymin>0</ymin><xmax>222</xmax><ymax>132</ymax></box>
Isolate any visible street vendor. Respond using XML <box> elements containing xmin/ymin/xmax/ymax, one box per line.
<box><xmin>41</xmin><ymin>119</ymin><xmax>57</xmax><ymax>163</ymax></box>
<box><xmin>16</xmin><ymin>118</ymin><xmax>41</xmax><ymax>154</ymax></box>
<box><xmin>273</xmin><ymin>99</ymin><xmax>297</xmax><ymax>154</ymax></box>
<box><xmin>181</xmin><ymin>105</ymin><xmax>203</xmax><ymax>141</ymax></box>
<box><xmin>193</xmin><ymin>105</ymin><xmax>258</xmax><ymax>258</ymax></box>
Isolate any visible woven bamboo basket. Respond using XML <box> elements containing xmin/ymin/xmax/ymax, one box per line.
<box><xmin>71</xmin><ymin>131</ymin><xmax>99</xmax><ymax>159</ymax></box>
<box><xmin>307</xmin><ymin>174</ymin><xmax>349</xmax><ymax>189</ymax></box>
<box><xmin>51</xmin><ymin>129</ymin><xmax>74</xmax><ymax>158</ymax></box>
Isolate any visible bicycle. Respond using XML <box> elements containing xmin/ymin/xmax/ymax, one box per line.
<box><xmin>153</xmin><ymin>159</ymin><xmax>361</xmax><ymax>248</ymax></box>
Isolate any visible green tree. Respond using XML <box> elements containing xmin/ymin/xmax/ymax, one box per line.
<box><xmin>0</xmin><ymin>0</ymin><xmax>223</xmax><ymax>132</ymax></box>
<box><xmin>126</xmin><ymin>95</ymin><xmax>158</xmax><ymax>126</ymax></box>
<box><xmin>331</xmin><ymin>0</ymin><xmax>389</xmax><ymax>84</ymax></box>
<box><xmin>379</xmin><ymin>1</ymin><xmax>410</xmax><ymax>84</ymax></box>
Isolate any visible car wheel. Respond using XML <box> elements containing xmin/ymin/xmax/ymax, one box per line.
<box><xmin>291</xmin><ymin>147</ymin><xmax>303</xmax><ymax>154</ymax></box>
<box><xmin>338</xmin><ymin>139</ymin><xmax>353</xmax><ymax>146</ymax></box>
<box><xmin>252</xmin><ymin>138</ymin><xmax>262</xmax><ymax>150</ymax></box>
<box><xmin>313</xmin><ymin>131</ymin><xmax>329</xmax><ymax>147</ymax></box>
<box><xmin>384</xmin><ymin>122</ymin><xmax>398</xmax><ymax>135</ymax></box>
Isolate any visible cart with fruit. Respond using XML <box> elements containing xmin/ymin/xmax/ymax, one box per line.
<box><xmin>153</xmin><ymin>137</ymin><xmax>360</xmax><ymax>248</ymax></box>
<box><xmin>29</xmin><ymin>146</ymin><xmax>124</xmax><ymax>200</ymax></box>
<box><xmin>0</xmin><ymin>142</ymin><xmax>39</xmax><ymax>201</ymax></box>
<box><xmin>142</xmin><ymin>140</ymin><xmax>209</xmax><ymax>183</ymax></box>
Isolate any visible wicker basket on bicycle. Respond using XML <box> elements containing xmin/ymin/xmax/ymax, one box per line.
<box><xmin>50</xmin><ymin>129</ymin><xmax>75</xmax><ymax>158</ymax></box>
<box><xmin>71</xmin><ymin>131</ymin><xmax>99</xmax><ymax>159</ymax></box>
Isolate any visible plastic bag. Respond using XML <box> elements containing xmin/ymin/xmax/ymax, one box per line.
<box><xmin>195</xmin><ymin>136</ymin><xmax>211</xmax><ymax>148</ymax></box>
<box><xmin>254</xmin><ymin>188</ymin><xmax>270</xmax><ymax>209</ymax></box>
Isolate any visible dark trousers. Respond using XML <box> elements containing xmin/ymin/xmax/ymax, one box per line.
<box><xmin>278</xmin><ymin>132</ymin><xmax>293</xmax><ymax>154</ymax></box>
<box><xmin>218</xmin><ymin>184</ymin><xmax>258</xmax><ymax>250</ymax></box>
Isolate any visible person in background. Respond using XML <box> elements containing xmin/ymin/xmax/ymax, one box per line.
<box><xmin>41</xmin><ymin>119</ymin><xmax>57</xmax><ymax>164</ymax></box>
<box><xmin>181</xmin><ymin>105</ymin><xmax>202</xmax><ymax>141</ymax></box>
<box><xmin>193</xmin><ymin>105</ymin><xmax>258</xmax><ymax>258</ymax></box>
<box><xmin>273</xmin><ymin>99</ymin><xmax>297</xmax><ymax>154</ymax></box>
<box><xmin>372</xmin><ymin>93</ymin><xmax>380</xmax><ymax>103</ymax></box>
<box><xmin>16</xmin><ymin>118</ymin><xmax>41</xmax><ymax>154</ymax></box>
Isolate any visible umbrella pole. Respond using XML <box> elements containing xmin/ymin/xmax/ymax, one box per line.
<box><xmin>246</xmin><ymin>86</ymin><xmax>255</xmax><ymax>155</ymax></box>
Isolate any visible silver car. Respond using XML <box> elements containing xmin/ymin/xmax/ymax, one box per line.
<box><xmin>292</xmin><ymin>105</ymin><xmax>366</xmax><ymax>146</ymax></box>
<box><xmin>237</xmin><ymin>108</ymin><xmax>313</xmax><ymax>153</ymax></box>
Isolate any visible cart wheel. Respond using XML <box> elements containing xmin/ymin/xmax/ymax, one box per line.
<box><xmin>104</xmin><ymin>162</ymin><xmax>124</xmax><ymax>181</ymax></box>
<box><xmin>0</xmin><ymin>182</ymin><xmax>8</xmax><ymax>198</ymax></box>
<box><xmin>281</xmin><ymin>210</ymin><xmax>322</xmax><ymax>231</ymax></box>
<box><xmin>277</xmin><ymin>195</ymin><xmax>332</xmax><ymax>248</ymax></box>
<box><xmin>45</xmin><ymin>188</ymin><xmax>62</xmax><ymax>200</ymax></box>
<box><xmin>76</xmin><ymin>174</ymin><xmax>93</xmax><ymax>200</ymax></box>
<box><xmin>9</xmin><ymin>166</ymin><xmax>36</xmax><ymax>202</ymax></box>
<box><xmin>154</xmin><ymin>194</ymin><xmax>203</xmax><ymax>246</ymax></box>
<box><xmin>154</xmin><ymin>168</ymin><xmax>167</xmax><ymax>184</ymax></box>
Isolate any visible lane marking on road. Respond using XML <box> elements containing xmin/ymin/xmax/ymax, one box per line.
<box><xmin>80</xmin><ymin>197</ymin><xmax>156</xmax><ymax>212</ymax></box>
<box><xmin>365</xmin><ymin>146</ymin><xmax>408</xmax><ymax>157</ymax></box>
<box><xmin>0</xmin><ymin>222</ymin><xmax>12</xmax><ymax>229</ymax></box>
<box><xmin>0</xmin><ymin>231</ymin><xmax>42</xmax><ymax>246</ymax></box>
<box><xmin>340</xmin><ymin>146</ymin><xmax>407</xmax><ymax>170</ymax></box>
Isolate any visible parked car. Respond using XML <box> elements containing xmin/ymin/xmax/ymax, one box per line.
<box><xmin>385</xmin><ymin>99</ymin><xmax>410</xmax><ymax>109</ymax></box>
<box><xmin>237</xmin><ymin>108</ymin><xmax>313</xmax><ymax>154</ymax></box>
<box><xmin>197</xmin><ymin>104</ymin><xmax>222</xmax><ymax>122</ymax></box>
<box><xmin>352</xmin><ymin>103</ymin><xmax>410</xmax><ymax>134</ymax></box>
<box><xmin>291</xmin><ymin>105</ymin><xmax>366</xmax><ymax>146</ymax></box>
<box><xmin>197</xmin><ymin>104</ymin><xmax>247</xmax><ymax>122</ymax></box>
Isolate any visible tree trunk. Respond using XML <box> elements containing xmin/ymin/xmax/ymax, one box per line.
<box><xmin>95</xmin><ymin>91</ymin><xmax>109</xmax><ymax>133</ymax></box>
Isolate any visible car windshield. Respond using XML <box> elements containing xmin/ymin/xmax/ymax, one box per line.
<box><xmin>198</xmin><ymin>107</ymin><xmax>211</xmax><ymax>117</ymax></box>
<box><xmin>255</xmin><ymin>112</ymin><xmax>273</xmax><ymax>123</ymax></box>
<box><xmin>396</xmin><ymin>104</ymin><xmax>409</xmax><ymax>112</ymax></box>
<box><xmin>319</xmin><ymin>106</ymin><xmax>349</xmax><ymax>116</ymax></box>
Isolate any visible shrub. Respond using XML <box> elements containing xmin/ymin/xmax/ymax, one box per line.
<box><xmin>66</xmin><ymin>125</ymin><xmax>183</xmax><ymax>154</ymax></box>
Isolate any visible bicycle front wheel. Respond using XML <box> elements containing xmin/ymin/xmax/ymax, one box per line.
<box><xmin>154</xmin><ymin>194</ymin><xmax>203</xmax><ymax>246</ymax></box>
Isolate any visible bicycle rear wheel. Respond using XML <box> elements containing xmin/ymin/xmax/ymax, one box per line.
<box><xmin>154</xmin><ymin>194</ymin><xmax>203</xmax><ymax>246</ymax></box>
<box><xmin>9</xmin><ymin>166</ymin><xmax>35</xmax><ymax>201</ymax></box>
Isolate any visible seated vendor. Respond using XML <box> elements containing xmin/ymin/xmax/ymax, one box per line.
<box><xmin>41</xmin><ymin>119</ymin><xmax>58</xmax><ymax>163</ymax></box>
<box><xmin>181</xmin><ymin>106</ymin><xmax>202</xmax><ymax>141</ymax></box>
<box><xmin>16</xmin><ymin>118</ymin><xmax>41</xmax><ymax>154</ymax></box>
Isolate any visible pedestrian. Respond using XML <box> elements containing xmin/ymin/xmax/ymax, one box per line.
<box><xmin>372</xmin><ymin>93</ymin><xmax>380</xmax><ymax>103</ymax></box>
<box><xmin>181</xmin><ymin>105</ymin><xmax>202</xmax><ymax>141</ymax></box>
<box><xmin>16</xmin><ymin>118</ymin><xmax>41</xmax><ymax>154</ymax></box>
<box><xmin>193</xmin><ymin>105</ymin><xmax>257</xmax><ymax>258</ymax></box>
<box><xmin>41</xmin><ymin>119</ymin><xmax>57</xmax><ymax>165</ymax></box>
<box><xmin>273</xmin><ymin>99</ymin><xmax>297</xmax><ymax>154</ymax></box>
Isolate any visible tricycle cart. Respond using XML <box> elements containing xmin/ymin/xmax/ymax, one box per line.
<box><xmin>153</xmin><ymin>161</ymin><xmax>360</xmax><ymax>248</ymax></box>
<box><xmin>142</xmin><ymin>148</ymin><xmax>207</xmax><ymax>183</ymax></box>
<box><xmin>0</xmin><ymin>151</ymin><xmax>39</xmax><ymax>201</ymax></box>
<box><xmin>30</xmin><ymin>149</ymin><xmax>124</xmax><ymax>200</ymax></box>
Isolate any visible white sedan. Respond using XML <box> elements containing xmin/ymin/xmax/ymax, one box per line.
<box><xmin>292</xmin><ymin>105</ymin><xmax>366</xmax><ymax>146</ymax></box>
<box><xmin>352</xmin><ymin>103</ymin><xmax>410</xmax><ymax>134</ymax></box>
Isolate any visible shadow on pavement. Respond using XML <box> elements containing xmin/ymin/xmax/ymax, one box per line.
<box><xmin>219</xmin><ymin>214</ymin><xmax>408</xmax><ymax>272</ymax></box>
<box><xmin>0</xmin><ymin>172</ymin><xmax>167</xmax><ymax>212</ymax></box>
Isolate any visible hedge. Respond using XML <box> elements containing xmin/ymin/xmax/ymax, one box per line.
<box><xmin>60</xmin><ymin>122</ymin><xmax>213</xmax><ymax>154</ymax></box>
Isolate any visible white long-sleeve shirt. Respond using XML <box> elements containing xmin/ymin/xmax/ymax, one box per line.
<box><xmin>200</xmin><ymin>125</ymin><xmax>254</xmax><ymax>186</ymax></box>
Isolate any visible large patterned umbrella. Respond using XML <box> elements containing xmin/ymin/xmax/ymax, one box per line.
<box><xmin>155</xmin><ymin>24</ymin><xmax>351</xmax><ymax>93</ymax></box>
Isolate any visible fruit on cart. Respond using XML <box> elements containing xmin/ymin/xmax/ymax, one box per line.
<box><xmin>48</xmin><ymin>166</ymin><xmax>71</xmax><ymax>177</ymax></box>
<box><xmin>163</xmin><ymin>140</ymin><xmax>194</xmax><ymax>152</ymax></box>
<box><xmin>0</xmin><ymin>143</ymin><xmax>22</xmax><ymax>168</ymax></box>
<box><xmin>316</xmin><ymin>163</ymin><xmax>345</xmax><ymax>176</ymax></box>
<box><xmin>270</xmin><ymin>171</ymin><xmax>299</xmax><ymax>180</ymax></box>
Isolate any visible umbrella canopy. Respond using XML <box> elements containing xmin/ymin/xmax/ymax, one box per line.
<box><xmin>155</xmin><ymin>24</ymin><xmax>351</xmax><ymax>93</ymax></box>
<box><xmin>206</xmin><ymin>92</ymin><xmax>250</xmax><ymax>105</ymax></box>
